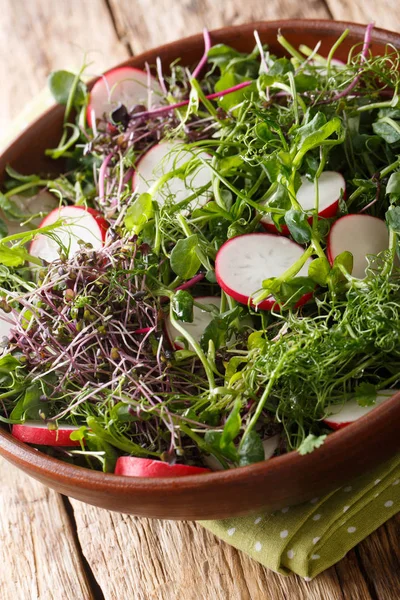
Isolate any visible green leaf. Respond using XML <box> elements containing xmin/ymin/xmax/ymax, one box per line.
<box><xmin>294</xmin><ymin>113</ymin><xmax>343</xmax><ymax>165</ymax></box>
<box><xmin>372</xmin><ymin>118</ymin><xmax>400</xmax><ymax>144</ymax></box>
<box><xmin>45</xmin><ymin>124</ymin><xmax>81</xmax><ymax>159</ymax></box>
<box><xmin>333</xmin><ymin>251</ymin><xmax>353</xmax><ymax>275</ymax></box>
<box><xmin>294</xmin><ymin>73</ymin><xmax>318</xmax><ymax>92</ymax></box>
<box><xmin>0</xmin><ymin>219</ymin><xmax>8</xmax><ymax>240</ymax></box>
<box><xmin>386</xmin><ymin>206</ymin><xmax>400</xmax><ymax>232</ymax></box>
<box><xmin>220</xmin><ymin>399</ymin><xmax>242</xmax><ymax>449</ymax></box>
<box><xmin>225</xmin><ymin>355</ymin><xmax>247</xmax><ymax>382</ymax></box>
<box><xmin>214</xmin><ymin>72</ymin><xmax>251</xmax><ymax>111</ymax></box>
<box><xmin>238</xmin><ymin>431</ymin><xmax>265</xmax><ymax>466</ymax></box>
<box><xmin>86</xmin><ymin>416</ymin><xmax>152</xmax><ymax>456</ymax></box>
<box><xmin>269</xmin><ymin>57</ymin><xmax>294</xmax><ymax>76</ymax></box>
<box><xmin>279</xmin><ymin>276</ymin><xmax>315</xmax><ymax>304</ymax></box>
<box><xmin>207</xmin><ymin>44</ymin><xmax>243</xmax><ymax>70</ymax></box>
<box><xmin>0</xmin><ymin>244</ymin><xmax>32</xmax><ymax>267</ymax></box>
<box><xmin>86</xmin><ymin>435</ymin><xmax>119</xmax><ymax>473</ymax></box>
<box><xmin>284</xmin><ymin>209</ymin><xmax>312</xmax><ymax>244</ymax></box>
<box><xmin>354</xmin><ymin>382</ymin><xmax>377</xmax><ymax>407</ymax></box>
<box><xmin>111</xmin><ymin>402</ymin><xmax>141</xmax><ymax>423</ymax></box>
<box><xmin>171</xmin><ymin>290</ymin><xmax>194</xmax><ymax>323</ymax></box>
<box><xmin>204</xmin><ymin>430</ymin><xmax>238</xmax><ymax>462</ymax></box>
<box><xmin>10</xmin><ymin>383</ymin><xmax>43</xmax><ymax>420</ymax></box>
<box><xmin>124</xmin><ymin>193</ymin><xmax>154</xmax><ymax>234</ymax></box>
<box><xmin>387</xmin><ymin>172</ymin><xmax>400</xmax><ymax>196</ymax></box>
<box><xmin>200</xmin><ymin>305</ymin><xmax>240</xmax><ymax>352</ymax></box>
<box><xmin>5</xmin><ymin>166</ymin><xmax>41</xmax><ymax>183</ymax></box>
<box><xmin>170</xmin><ymin>234</ymin><xmax>201</xmax><ymax>278</ymax></box>
<box><xmin>308</xmin><ymin>257</ymin><xmax>331</xmax><ymax>286</ymax></box>
<box><xmin>298</xmin><ymin>434</ymin><xmax>327</xmax><ymax>455</ymax></box>
<box><xmin>48</xmin><ymin>70</ymin><xmax>86</xmax><ymax>106</ymax></box>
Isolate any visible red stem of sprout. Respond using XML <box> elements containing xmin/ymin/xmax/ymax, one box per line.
<box><xmin>328</xmin><ymin>22</ymin><xmax>375</xmax><ymax>102</ymax></box>
<box><xmin>129</xmin><ymin>81</ymin><xmax>252</xmax><ymax>120</ymax></box>
<box><xmin>191</xmin><ymin>28</ymin><xmax>212</xmax><ymax>80</ymax></box>
<box><xmin>175</xmin><ymin>273</ymin><xmax>205</xmax><ymax>291</ymax></box>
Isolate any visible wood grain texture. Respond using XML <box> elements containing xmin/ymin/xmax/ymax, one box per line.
<box><xmin>108</xmin><ymin>0</ymin><xmax>331</xmax><ymax>54</ymax></box>
<box><xmin>325</xmin><ymin>0</ymin><xmax>400</xmax><ymax>31</ymax></box>
<box><xmin>1</xmin><ymin>0</ymin><xmax>400</xmax><ymax>598</ymax></box>
<box><xmin>0</xmin><ymin>0</ymin><xmax>129</xmax><ymax>133</ymax></box>
<box><xmin>69</xmin><ymin>497</ymin><xmax>368</xmax><ymax>600</ymax></box>
<box><xmin>0</xmin><ymin>458</ymin><xmax>93</xmax><ymax>600</ymax></box>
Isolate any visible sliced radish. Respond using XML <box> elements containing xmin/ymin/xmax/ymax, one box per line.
<box><xmin>166</xmin><ymin>296</ymin><xmax>220</xmax><ymax>350</ymax></box>
<box><xmin>29</xmin><ymin>206</ymin><xmax>108</xmax><ymax>263</ymax></box>
<box><xmin>132</xmin><ymin>141</ymin><xmax>212</xmax><ymax>212</ymax></box>
<box><xmin>324</xmin><ymin>389</ymin><xmax>399</xmax><ymax>430</ymax></box>
<box><xmin>12</xmin><ymin>422</ymin><xmax>82</xmax><ymax>446</ymax></box>
<box><xmin>215</xmin><ymin>233</ymin><xmax>313</xmax><ymax>310</ymax></box>
<box><xmin>327</xmin><ymin>214</ymin><xmax>389</xmax><ymax>279</ymax></box>
<box><xmin>87</xmin><ymin>66</ymin><xmax>162</xmax><ymax>128</ymax></box>
<box><xmin>0</xmin><ymin>310</ymin><xmax>15</xmax><ymax>341</ymax></box>
<box><xmin>114</xmin><ymin>456</ymin><xmax>210</xmax><ymax>478</ymax></box>
<box><xmin>261</xmin><ymin>171</ymin><xmax>345</xmax><ymax>234</ymax></box>
<box><xmin>262</xmin><ymin>435</ymin><xmax>280</xmax><ymax>459</ymax></box>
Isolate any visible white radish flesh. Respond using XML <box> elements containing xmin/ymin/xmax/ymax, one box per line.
<box><xmin>132</xmin><ymin>141</ymin><xmax>212</xmax><ymax>212</ymax></box>
<box><xmin>261</xmin><ymin>171</ymin><xmax>345</xmax><ymax>232</ymax></box>
<box><xmin>87</xmin><ymin>66</ymin><xmax>162</xmax><ymax>128</ymax></box>
<box><xmin>0</xmin><ymin>310</ymin><xmax>14</xmax><ymax>341</ymax></box>
<box><xmin>262</xmin><ymin>435</ymin><xmax>280</xmax><ymax>459</ymax></box>
<box><xmin>166</xmin><ymin>296</ymin><xmax>220</xmax><ymax>350</ymax></box>
<box><xmin>215</xmin><ymin>233</ymin><xmax>313</xmax><ymax>310</ymax></box>
<box><xmin>29</xmin><ymin>206</ymin><xmax>107</xmax><ymax>263</ymax></box>
<box><xmin>324</xmin><ymin>389</ymin><xmax>399</xmax><ymax>430</ymax></box>
<box><xmin>12</xmin><ymin>422</ymin><xmax>82</xmax><ymax>446</ymax></box>
<box><xmin>327</xmin><ymin>214</ymin><xmax>389</xmax><ymax>279</ymax></box>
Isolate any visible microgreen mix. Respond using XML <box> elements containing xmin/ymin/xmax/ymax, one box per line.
<box><xmin>1</xmin><ymin>23</ymin><xmax>400</xmax><ymax>474</ymax></box>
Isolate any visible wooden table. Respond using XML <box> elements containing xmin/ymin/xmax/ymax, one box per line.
<box><xmin>1</xmin><ymin>1</ymin><xmax>400</xmax><ymax>598</ymax></box>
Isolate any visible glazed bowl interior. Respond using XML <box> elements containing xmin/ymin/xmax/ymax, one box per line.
<box><xmin>0</xmin><ymin>20</ymin><xmax>400</xmax><ymax>520</ymax></box>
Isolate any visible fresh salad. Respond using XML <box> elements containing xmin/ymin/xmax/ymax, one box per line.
<box><xmin>1</xmin><ymin>23</ymin><xmax>400</xmax><ymax>477</ymax></box>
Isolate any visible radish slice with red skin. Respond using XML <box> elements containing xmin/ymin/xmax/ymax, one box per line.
<box><xmin>132</xmin><ymin>141</ymin><xmax>212</xmax><ymax>212</ymax></box>
<box><xmin>87</xmin><ymin>67</ymin><xmax>162</xmax><ymax>128</ymax></box>
<box><xmin>261</xmin><ymin>171</ymin><xmax>345</xmax><ymax>234</ymax></box>
<box><xmin>215</xmin><ymin>233</ymin><xmax>313</xmax><ymax>310</ymax></box>
<box><xmin>165</xmin><ymin>296</ymin><xmax>220</xmax><ymax>350</ymax></box>
<box><xmin>12</xmin><ymin>422</ymin><xmax>83</xmax><ymax>447</ymax></box>
<box><xmin>327</xmin><ymin>214</ymin><xmax>389</xmax><ymax>279</ymax></box>
<box><xmin>29</xmin><ymin>206</ymin><xmax>108</xmax><ymax>263</ymax></box>
<box><xmin>114</xmin><ymin>456</ymin><xmax>210</xmax><ymax>477</ymax></box>
<box><xmin>324</xmin><ymin>389</ymin><xmax>399</xmax><ymax>430</ymax></box>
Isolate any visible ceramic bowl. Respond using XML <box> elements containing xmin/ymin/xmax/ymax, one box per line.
<box><xmin>0</xmin><ymin>19</ymin><xmax>399</xmax><ymax>519</ymax></box>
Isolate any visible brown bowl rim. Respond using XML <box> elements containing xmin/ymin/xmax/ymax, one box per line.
<box><xmin>1</xmin><ymin>18</ymin><xmax>400</xmax><ymax>495</ymax></box>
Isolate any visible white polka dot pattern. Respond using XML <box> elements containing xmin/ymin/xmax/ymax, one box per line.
<box><xmin>280</xmin><ymin>530</ymin><xmax>289</xmax><ymax>539</ymax></box>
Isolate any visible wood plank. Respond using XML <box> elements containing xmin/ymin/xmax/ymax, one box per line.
<box><xmin>70</xmin><ymin>498</ymin><xmax>355</xmax><ymax>600</ymax></box>
<box><xmin>0</xmin><ymin>0</ymin><xmax>129</xmax><ymax>134</ymax></box>
<box><xmin>0</xmin><ymin>458</ymin><xmax>93</xmax><ymax>600</ymax></box>
<box><xmin>355</xmin><ymin>513</ymin><xmax>400</xmax><ymax>599</ymax></box>
<box><xmin>325</xmin><ymin>0</ymin><xmax>400</xmax><ymax>32</ymax></box>
<box><xmin>108</xmin><ymin>0</ymin><xmax>331</xmax><ymax>55</ymax></box>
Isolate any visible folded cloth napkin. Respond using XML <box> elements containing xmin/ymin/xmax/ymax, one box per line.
<box><xmin>201</xmin><ymin>454</ymin><xmax>400</xmax><ymax>579</ymax></box>
<box><xmin>4</xmin><ymin>90</ymin><xmax>400</xmax><ymax>581</ymax></box>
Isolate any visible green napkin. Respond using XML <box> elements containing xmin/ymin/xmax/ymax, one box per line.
<box><xmin>201</xmin><ymin>454</ymin><xmax>400</xmax><ymax>579</ymax></box>
<box><xmin>4</xmin><ymin>91</ymin><xmax>400</xmax><ymax>581</ymax></box>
